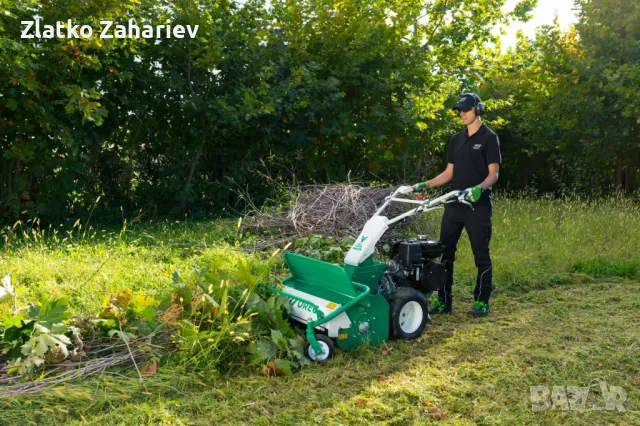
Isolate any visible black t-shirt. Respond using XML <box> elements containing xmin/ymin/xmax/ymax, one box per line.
<box><xmin>447</xmin><ymin>124</ymin><xmax>501</xmax><ymax>205</ymax></box>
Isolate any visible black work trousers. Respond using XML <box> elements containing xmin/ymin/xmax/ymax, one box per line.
<box><xmin>438</xmin><ymin>202</ymin><xmax>493</xmax><ymax>304</ymax></box>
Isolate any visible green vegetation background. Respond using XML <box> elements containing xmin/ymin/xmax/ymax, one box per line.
<box><xmin>1</xmin><ymin>0</ymin><xmax>639</xmax><ymax>224</ymax></box>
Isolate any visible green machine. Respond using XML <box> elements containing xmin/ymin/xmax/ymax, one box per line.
<box><xmin>267</xmin><ymin>186</ymin><xmax>471</xmax><ymax>360</ymax></box>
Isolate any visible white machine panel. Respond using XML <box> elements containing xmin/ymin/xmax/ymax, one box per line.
<box><xmin>281</xmin><ymin>285</ymin><xmax>352</xmax><ymax>338</ymax></box>
<box><xmin>344</xmin><ymin>216</ymin><xmax>389</xmax><ymax>266</ymax></box>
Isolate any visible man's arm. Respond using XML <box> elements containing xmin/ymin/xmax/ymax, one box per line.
<box><xmin>414</xmin><ymin>163</ymin><xmax>454</xmax><ymax>189</ymax></box>
<box><xmin>427</xmin><ymin>163</ymin><xmax>454</xmax><ymax>188</ymax></box>
<box><xmin>479</xmin><ymin>163</ymin><xmax>499</xmax><ymax>190</ymax></box>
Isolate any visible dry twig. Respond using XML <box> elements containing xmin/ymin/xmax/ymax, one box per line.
<box><xmin>0</xmin><ymin>328</ymin><xmax>171</xmax><ymax>399</ymax></box>
<box><xmin>243</xmin><ymin>184</ymin><xmax>413</xmax><ymax>250</ymax></box>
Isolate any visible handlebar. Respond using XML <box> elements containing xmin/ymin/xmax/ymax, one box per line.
<box><xmin>378</xmin><ymin>187</ymin><xmax>473</xmax><ymax>226</ymax></box>
<box><xmin>456</xmin><ymin>191</ymin><xmax>474</xmax><ymax>209</ymax></box>
<box><xmin>391</xmin><ymin>186</ymin><xmax>473</xmax><ymax>207</ymax></box>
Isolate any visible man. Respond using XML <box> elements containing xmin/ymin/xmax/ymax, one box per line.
<box><xmin>413</xmin><ymin>93</ymin><xmax>501</xmax><ymax>317</ymax></box>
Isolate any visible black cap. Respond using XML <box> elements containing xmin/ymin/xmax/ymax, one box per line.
<box><xmin>452</xmin><ymin>93</ymin><xmax>480</xmax><ymax>111</ymax></box>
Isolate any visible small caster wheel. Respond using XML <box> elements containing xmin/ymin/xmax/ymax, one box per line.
<box><xmin>305</xmin><ymin>334</ymin><xmax>334</xmax><ymax>361</ymax></box>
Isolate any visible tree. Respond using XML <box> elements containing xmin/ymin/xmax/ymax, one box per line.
<box><xmin>572</xmin><ymin>0</ymin><xmax>640</xmax><ymax>192</ymax></box>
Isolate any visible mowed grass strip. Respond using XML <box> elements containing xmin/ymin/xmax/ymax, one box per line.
<box><xmin>3</xmin><ymin>280</ymin><xmax>637</xmax><ymax>425</ymax></box>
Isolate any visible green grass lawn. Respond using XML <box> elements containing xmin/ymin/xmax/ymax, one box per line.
<box><xmin>1</xmin><ymin>194</ymin><xmax>639</xmax><ymax>425</ymax></box>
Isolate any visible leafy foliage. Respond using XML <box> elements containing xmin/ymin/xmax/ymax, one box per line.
<box><xmin>27</xmin><ymin>297</ymin><xmax>72</xmax><ymax>327</ymax></box>
<box><xmin>18</xmin><ymin>322</ymin><xmax>82</xmax><ymax>375</ymax></box>
<box><xmin>245</xmin><ymin>293</ymin><xmax>310</xmax><ymax>374</ymax></box>
<box><xmin>1</xmin><ymin>0</ymin><xmax>545</xmax><ymax>223</ymax></box>
<box><xmin>0</xmin><ymin>246</ymin><xmax>312</xmax><ymax>378</ymax></box>
<box><xmin>0</xmin><ymin>295</ymin><xmax>83</xmax><ymax>375</ymax></box>
<box><xmin>293</xmin><ymin>234</ymin><xmax>355</xmax><ymax>264</ymax></box>
<box><xmin>165</xmin><ymin>252</ymin><xmax>309</xmax><ymax>375</ymax></box>
<box><xmin>482</xmin><ymin>0</ymin><xmax>640</xmax><ymax>193</ymax></box>
<box><xmin>97</xmin><ymin>288</ymin><xmax>160</xmax><ymax>335</ymax></box>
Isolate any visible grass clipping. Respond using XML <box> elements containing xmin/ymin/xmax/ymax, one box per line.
<box><xmin>245</xmin><ymin>184</ymin><xmax>412</xmax><ymax>244</ymax></box>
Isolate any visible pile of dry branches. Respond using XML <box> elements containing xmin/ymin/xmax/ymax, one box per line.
<box><xmin>244</xmin><ymin>184</ymin><xmax>414</xmax><ymax>247</ymax></box>
<box><xmin>0</xmin><ymin>327</ymin><xmax>169</xmax><ymax>399</ymax></box>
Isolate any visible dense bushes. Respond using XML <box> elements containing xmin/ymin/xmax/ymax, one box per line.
<box><xmin>6</xmin><ymin>1</ymin><xmax>639</xmax><ymax>224</ymax></box>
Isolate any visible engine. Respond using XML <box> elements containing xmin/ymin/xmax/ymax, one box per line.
<box><xmin>377</xmin><ymin>236</ymin><xmax>447</xmax><ymax>297</ymax></box>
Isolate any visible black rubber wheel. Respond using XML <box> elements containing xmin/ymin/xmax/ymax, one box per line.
<box><xmin>389</xmin><ymin>287</ymin><xmax>430</xmax><ymax>339</ymax></box>
<box><xmin>305</xmin><ymin>334</ymin><xmax>334</xmax><ymax>361</ymax></box>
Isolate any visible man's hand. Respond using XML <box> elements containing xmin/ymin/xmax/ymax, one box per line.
<box><xmin>464</xmin><ymin>185</ymin><xmax>483</xmax><ymax>202</ymax></box>
<box><xmin>397</xmin><ymin>186</ymin><xmax>415</xmax><ymax>195</ymax></box>
<box><xmin>412</xmin><ymin>181</ymin><xmax>429</xmax><ymax>190</ymax></box>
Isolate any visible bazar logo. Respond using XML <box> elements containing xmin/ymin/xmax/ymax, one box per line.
<box><xmin>530</xmin><ymin>381</ymin><xmax>627</xmax><ymax>412</ymax></box>
<box><xmin>21</xmin><ymin>19</ymin><xmax>199</xmax><ymax>39</ymax></box>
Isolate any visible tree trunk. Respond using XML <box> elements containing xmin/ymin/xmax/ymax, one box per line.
<box><xmin>315</xmin><ymin>119</ymin><xmax>322</xmax><ymax>153</ymax></box>
<box><xmin>180</xmin><ymin>139</ymin><xmax>206</xmax><ymax>214</ymax></box>
<box><xmin>615</xmin><ymin>152</ymin><xmax>623</xmax><ymax>193</ymax></box>
<box><xmin>6</xmin><ymin>159</ymin><xmax>13</xmax><ymax>206</ymax></box>
<box><xmin>127</xmin><ymin>126</ymin><xmax>141</xmax><ymax>205</ymax></box>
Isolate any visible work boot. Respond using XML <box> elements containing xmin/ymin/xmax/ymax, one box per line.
<box><xmin>468</xmin><ymin>301</ymin><xmax>490</xmax><ymax>317</ymax></box>
<box><xmin>428</xmin><ymin>298</ymin><xmax>452</xmax><ymax>314</ymax></box>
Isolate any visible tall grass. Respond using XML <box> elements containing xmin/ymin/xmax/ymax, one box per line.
<box><xmin>0</xmin><ymin>217</ymin><xmax>238</xmax><ymax>316</ymax></box>
<box><xmin>1</xmin><ymin>194</ymin><xmax>638</xmax><ymax>315</ymax></box>
<box><xmin>412</xmin><ymin>192</ymin><xmax>640</xmax><ymax>291</ymax></box>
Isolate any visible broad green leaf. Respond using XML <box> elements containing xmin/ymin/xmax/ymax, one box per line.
<box><xmin>246</xmin><ymin>340</ymin><xmax>277</xmax><ymax>365</ymax></box>
<box><xmin>0</xmin><ymin>276</ymin><xmax>14</xmax><ymax>302</ymax></box>
<box><xmin>35</xmin><ymin>335</ymin><xmax>49</xmax><ymax>357</ymax></box>
<box><xmin>52</xmin><ymin>333</ymin><xmax>71</xmax><ymax>346</ymax></box>
<box><xmin>28</xmin><ymin>297</ymin><xmax>71</xmax><ymax>326</ymax></box>
<box><xmin>2</xmin><ymin>314</ymin><xmax>24</xmax><ymax>329</ymax></box>
<box><xmin>50</xmin><ymin>323</ymin><xmax>69</xmax><ymax>334</ymax></box>
<box><xmin>21</xmin><ymin>340</ymin><xmax>33</xmax><ymax>356</ymax></box>
<box><xmin>270</xmin><ymin>329</ymin><xmax>284</xmax><ymax>342</ymax></box>
<box><xmin>50</xmin><ymin>335</ymin><xmax>70</xmax><ymax>356</ymax></box>
<box><xmin>245</xmin><ymin>293</ymin><xmax>265</xmax><ymax>312</ymax></box>
<box><xmin>136</xmin><ymin>305</ymin><xmax>158</xmax><ymax>323</ymax></box>
<box><xmin>273</xmin><ymin>359</ymin><xmax>293</xmax><ymax>376</ymax></box>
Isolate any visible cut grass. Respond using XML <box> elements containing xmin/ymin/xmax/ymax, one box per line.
<box><xmin>2</xmin><ymin>280</ymin><xmax>638</xmax><ymax>425</ymax></box>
